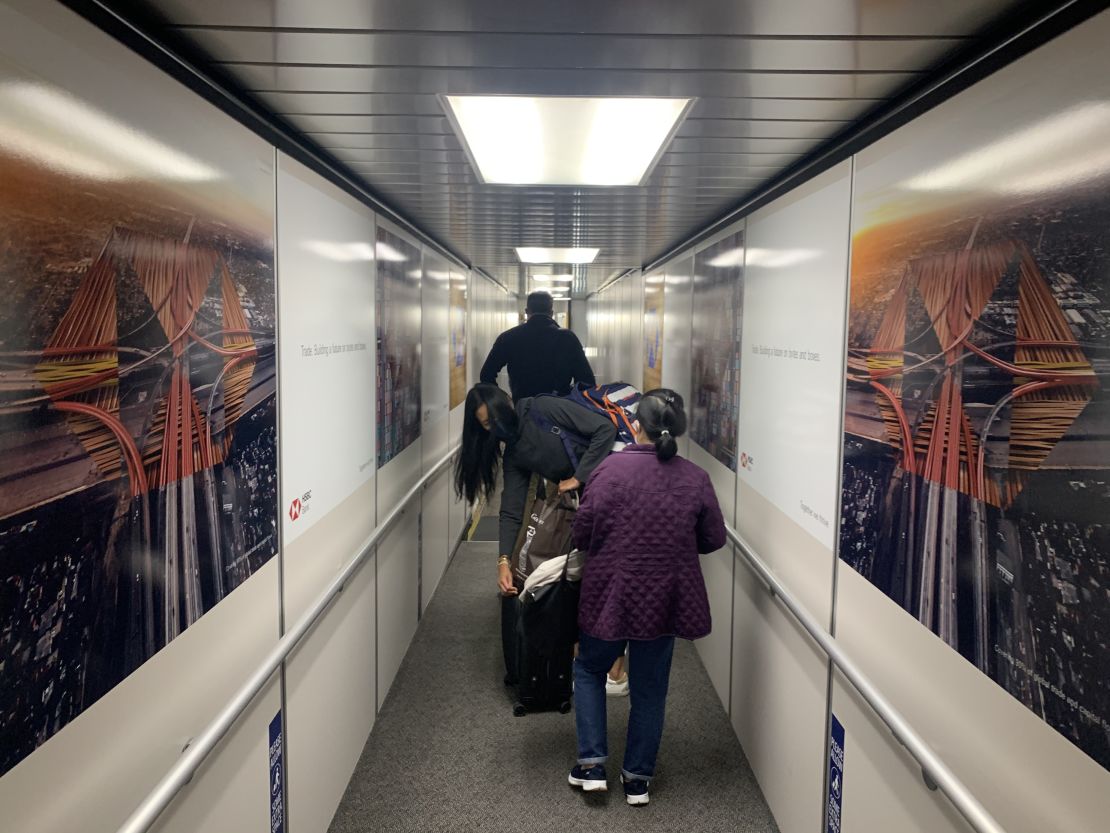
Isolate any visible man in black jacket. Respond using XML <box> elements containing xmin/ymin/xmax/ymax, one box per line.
<box><xmin>479</xmin><ymin>291</ymin><xmax>595</xmax><ymax>400</ymax></box>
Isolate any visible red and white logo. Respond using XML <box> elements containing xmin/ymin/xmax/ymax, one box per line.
<box><xmin>289</xmin><ymin>498</ymin><xmax>301</xmax><ymax>521</ymax></box>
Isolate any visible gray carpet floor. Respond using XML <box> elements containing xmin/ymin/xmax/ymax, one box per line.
<box><xmin>328</xmin><ymin>541</ymin><xmax>780</xmax><ymax>833</ymax></box>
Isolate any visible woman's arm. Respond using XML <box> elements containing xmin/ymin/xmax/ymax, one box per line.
<box><xmin>498</xmin><ymin>452</ymin><xmax>530</xmax><ymax>560</ymax></box>
<box><xmin>540</xmin><ymin>397</ymin><xmax>617</xmax><ymax>485</ymax></box>
<box><xmin>695</xmin><ymin>472</ymin><xmax>727</xmax><ymax>554</ymax></box>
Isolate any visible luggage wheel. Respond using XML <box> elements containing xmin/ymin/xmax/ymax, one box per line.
<box><xmin>558</xmin><ymin>701</ymin><xmax>572</xmax><ymax>714</ymax></box>
<box><xmin>512</xmin><ymin>702</ymin><xmax>528</xmax><ymax>717</ymax></box>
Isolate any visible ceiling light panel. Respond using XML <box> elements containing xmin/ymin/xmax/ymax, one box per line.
<box><xmin>444</xmin><ymin>95</ymin><xmax>691</xmax><ymax>186</ymax></box>
<box><xmin>516</xmin><ymin>247</ymin><xmax>599</xmax><ymax>264</ymax></box>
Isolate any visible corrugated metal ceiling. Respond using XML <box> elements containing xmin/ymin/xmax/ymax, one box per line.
<box><xmin>123</xmin><ymin>0</ymin><xmax>1024</xmax><ymax>295</ymax></box>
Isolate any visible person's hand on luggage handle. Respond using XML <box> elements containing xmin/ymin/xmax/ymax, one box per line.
<box><xmin>558</xmin><ymin>477</ymin><xmax>581</xmax><ymax>494</ymax></box>
<box><xmin>498</xmin><ymin>560</ymin><xmax>517</xmax><ymax>596</ymax></box>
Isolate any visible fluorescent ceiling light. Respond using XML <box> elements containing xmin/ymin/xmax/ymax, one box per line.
<box><xmin>517</xmin><ymin>247</ymin><xmax>599</xmax><ymax>264</ymax></box>
<box><xmin>646</xmin><ymin>275</ymin><xmax>665</xmax><ymax>284</ymax></box>
<box><xmin>0</xmin><ymin>82</ymin><xmax>220</xmax><ymax>182</ymax></box>
<box><xmin>444</xmin><ymin>95</ymin><xmax>691</xmax><ymax>186</ymax></box>
<box><xmin>532</xmin><ymin>274</ymin><xmax>575</xmax><ymax>282</ymax></box>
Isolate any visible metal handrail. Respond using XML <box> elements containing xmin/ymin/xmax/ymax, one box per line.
<box><xmin>116</xmin><ymin>447</ymin><xmax>460</xmax><ymax>833</ymax></box>
<box><xmin>726</xmin><ymin>526</ymin><xmax>1006</xmax><ymax>833</ymax></box>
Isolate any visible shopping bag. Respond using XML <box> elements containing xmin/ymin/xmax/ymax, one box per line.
<box><xmin>511</xmin><ymin>488</ymin><xmax>577</xmax><ymax>589</ymax></box>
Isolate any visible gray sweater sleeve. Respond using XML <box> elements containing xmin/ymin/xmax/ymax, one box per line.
<box><xmin>537</xmin><ymin>397</ymin><xmax>617</xmax><ymax>484</ymax></box>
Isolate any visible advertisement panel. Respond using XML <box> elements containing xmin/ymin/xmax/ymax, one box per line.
<box><xmin>691</xmin><ymin>228</ymin><xmax>745</xmax><ymax>469</ymax></box>
<box><xmin>0</xmin><ymin>35</ymin><xmax>277</xmax><ymax>773</ymax></box>
<box><xmin>375</xmin><ymin>225</ymin><xmax>422</xmax><ymax>467</ymax></box>
<box><xmin>840</xmin><ymin>43</ymin><xmax>1110</xmax><ymax>767</ymax></box>
<box><xmin>449</xmin><ymin>268</ymin><xmax>467</xmax><ymax>409</ymax></box>
<box><xmin>644</xmin><ymin>271</ymin><xmax>664</xmax><ymax>391</ymax></box>
<box><xmin>276</xmin><ymin>155</ymin><xmax>375</xmax><ymax>543</ymax></box>
<box><xmin>738</xmin><ymin>165</ymin><xmax>852</xmax><ymax>550</ymax></box>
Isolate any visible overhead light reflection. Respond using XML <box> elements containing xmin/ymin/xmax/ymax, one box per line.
<box><xmin>0</xmin><ymin>82</ymin><xmax>221</xmax><ymax>182</ymax></box>
<box><xmin>707</xmin><ymin>248</ymin><xmax>745</xmax><ymax>268</ymax></box>
<box><xmin>376</xmin><ymin>242</ymin><xmax>407</xmax><ymax>262</ymax></box>
<box><xmin>302</xmin><ymin>241</ymin><xmax>375</xmax><ymax>262</ymax></box>
<box><xmin>904</xmin><ymin>102</ymin><xmax>1110</xmax><ymax>194</ymax></box>
<box><xmin>745</xmin><ymin>248</ymin><xmax>819</xmax><ymax>268</ymax></box>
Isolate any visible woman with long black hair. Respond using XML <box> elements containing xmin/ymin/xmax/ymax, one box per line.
<box><xmin>454</xmin><ymin>382</ymin><xmax>616</xmax><ymax>682</ymax></box>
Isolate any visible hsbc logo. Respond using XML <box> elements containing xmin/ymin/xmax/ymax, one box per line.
<box><xmin>289</xmin><ymin>489</ymin><xmax>313</xmax><ymax>522</ymax></box>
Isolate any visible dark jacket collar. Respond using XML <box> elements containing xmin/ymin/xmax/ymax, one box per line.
<box><xmin>525</xmin><ymin>314</ymin><xmax>557</xmax><ymax>328</ymax></box>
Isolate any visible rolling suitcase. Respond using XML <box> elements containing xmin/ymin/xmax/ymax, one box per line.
<box><xmin>513</xmin><ymin>555</ymin><xmax>580</xmax><ymax>716</ymax></box>
<box><xmin>506</xmin><ymin>490</ymin><xmax>579</xmax><ymax>716</ymax></box>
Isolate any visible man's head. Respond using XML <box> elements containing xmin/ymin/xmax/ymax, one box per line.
<box><xmin>525</xmin><ymin>291</ymin><xmax>554</xmax><ymax>317</ymax></box>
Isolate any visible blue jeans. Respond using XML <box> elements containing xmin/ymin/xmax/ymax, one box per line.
<box><xmin>574</xmin><ymin>632</ymin><xmax>676</xmax><ymax>781</ymax></box>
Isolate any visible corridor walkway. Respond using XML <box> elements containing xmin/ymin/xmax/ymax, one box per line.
<box><xmin>329</xmin><ymin>540</ymin><xmax>779</xmax><ymax>833</ymax></box>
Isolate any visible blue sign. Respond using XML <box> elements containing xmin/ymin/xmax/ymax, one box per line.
<box><xmin>827</xmin><ymin>713</ymin><xmax>845</xmax><ymax>833</ymax></box>
<box><xmin>268</xmin><ymin>711</ymin><xmax>285</xmax><ymax>833</ymax></box>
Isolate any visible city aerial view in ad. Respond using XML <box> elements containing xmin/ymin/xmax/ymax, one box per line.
<box><xmin>0</xmin><ymin>136</ymin><xmax>278</xmax><ymax>775</ymax></box>
<box><xmin>842</xmin><ymin>171</ymin><xmax>1110</xmax><ymax>768</ymax></box>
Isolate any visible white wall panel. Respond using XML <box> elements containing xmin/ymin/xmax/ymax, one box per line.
<box><xmin>729</xmin><ymin>160</ymin><xmax>852</xmax><ymax>833</ymax></box>
<box><xmin>449</xmin><ymin>402</ymin><xmax>468</xmax><ymax>545</ymax></box>
<box><xmin>731</xmin><ymin>487</ymin><xmax>831</xmax><ymax>833</ymax></box>
<box><xmin>687</xmin><ymin>443</ymin><xmax>736</xmax><ymax>712</ymax></box>
<box><xmin>834</xmin><ymin>564</ymin><xmax>1110</xmax><ymax>833</ymax></box>
<box><xmin>374</xmin><ymin>218</ymin><xmax>423</xmax><ymax>707</ymax></box>
<box><xmin>447</xmin><ymin>266</ymin><xmax>470</xmax><ymax>558</ymax></box>
<box><xmin>421</xmin><ymin>249</ymin><xmax>451</xmax><ymax>612</ymax></box>
<box><xmin>834</xmin><ymin>11</ymin><xmax>1110</xmax><ymax>832</ymax></box>
<box><xmin>375</xmin><ymin>442</ymin><xmax>422</xmax><ymax>708</ymax></box>
<box><xmin>628</xmin><ymin>269</ymin><xmax>645</xmax><ymax>391</ymax></box>
<box><xmin>283</xmin><ymin>483</ymin><xmax>378</xmax><ymax>833</ymax></box>
<box><xmin>662</xmin><ymin>254</ymin><xmax>695</xmax><ymax>459</ymax></box>
<box><xmin>275</xmin><ymin>152</ymin><xmax>379</xmax><ymax>833</ymax></box>
<box><xmin>0</xmin><ymin>3</ymin><xmax>281</xmax><ymax>830</ymax></box>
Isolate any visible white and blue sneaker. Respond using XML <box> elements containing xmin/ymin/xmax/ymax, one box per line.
<box><xmin>621</xmin><ymin>774</ymin><xmax>650</xmax><ymax>806</ymax></box>
<box><xmin>568</xmin><ymin>764</ymin><xmax>608</xmax><ymax>792</ymax></box>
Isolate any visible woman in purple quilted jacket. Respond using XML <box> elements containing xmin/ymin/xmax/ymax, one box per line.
<box><xmin>566</xmin><ymin>389</ymin><xmax>725</xmax><ymax>806</ymax></box>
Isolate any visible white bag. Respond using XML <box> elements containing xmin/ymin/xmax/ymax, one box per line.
<box><xmin>520</xmin><ymin>549</ymin><xmax>584</xmax><ymax>598</ymax></box>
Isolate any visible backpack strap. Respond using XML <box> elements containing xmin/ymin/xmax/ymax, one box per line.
<box><xmin>528</xmin><ymin>397</ymin><xmax>583</xmax><ymax>471</ymax></box>
<box><xmin>582</xmin><ymin>386</ymin><xmax>638</xmax><ymax>443</ymax></box>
